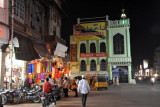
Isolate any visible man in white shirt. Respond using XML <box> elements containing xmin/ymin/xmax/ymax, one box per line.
<box><xmin>78</xmin><ymin>75</ymin><xmax>90</xmax><ymax>107</ymax></box>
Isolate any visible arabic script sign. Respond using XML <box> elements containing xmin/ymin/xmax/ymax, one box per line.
<box><xmin>80</xmin><ymin>53</ymin><xmax>107</xmax><ymax>57</ymax></box>
<box><xmin>74</xmin><ymin>22</ymin><xmax>106</xmax><ymax>41</ymax></box>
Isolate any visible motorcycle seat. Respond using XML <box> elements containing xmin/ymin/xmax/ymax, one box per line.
<box><xmin>10</xmin><ymin>90</ymin><xmax>15</xmax><ymax>93</ymax></box>
<box><xmin>27</xmin><ymin>92</ymin><xmax>33</xmax><ymax>95</ymax></box>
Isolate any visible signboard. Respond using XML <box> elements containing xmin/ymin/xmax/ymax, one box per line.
<box><xmin>0</xmin><ymin>26</ymin><xmax>9</xmax><ymax>44</ymax></box>
<box><xmin>143</xmin><ymin>60</ymin><xmax>148</xmax><ymax>69</ymax></box>
<box><xmin>80</xmin><ymin>53</ymin><xmax>107</xmax><ymax>57</ymax></box>
<box><xmin>70</xmin><ymin>44</ymin><xmax>77</xmax><ymax>61</ymax></box>
<box><xmin>70</xmin><ymin>62</ymin><xmax>79</xmax><ymax>73</ymax></box>
<box><xmin>54</xmin><ymin>43</ymin><xmax>68</xmax><ymax>57</ymax></box>
<box><xmin>0</xmin><ymin>27</ymin><xmax>1</xmax><ymax>37</ymax></box>
<box><xmin>74</xmin><ymin>22</ymin><xmax>106</xmax><ymax>41</ymax></box>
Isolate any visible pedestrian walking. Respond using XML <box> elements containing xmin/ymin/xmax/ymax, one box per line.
<box><xmin>71</xmin><ymin>79</ymin><xmax>78</xmax><ymax>97</ymax></box>
<box><xmin>75</xmin><ymin>77</ymin><xmax>79</xmax><ymax>86</ymax></box>
<box><xmin>63</xmin><ymin>77</ymin><xmax>69</xmax><ymax>97</ymax></box>
<box><xmin>78</xmin><ymin>75</ymin><xmax>90</xmax><ymax>107</ymax></box>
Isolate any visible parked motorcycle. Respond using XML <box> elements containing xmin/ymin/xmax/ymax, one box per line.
<box><xmin>0</xmin><ymin>92</ymin><xmax>4</xmax><ymax>107</ymax></box>
<box><xmin>18</xmin><ymin>85</ymin><xmax>41</xmax><ymax>103</ymax></box>
<box><xmin>53</xmin><ymin>84</ymin><xmax>63</xmax><ymax>100</ymax></box>
<box><xmin>41</xmin><ymin>92</ymin><xmax>56</xmax><ymax>107</ymax></box>
<box><xmin>0</xmin><ymin>88</ymin><xmax>21</xmax><ymax>104</ymax></box>
<box><xmin>151</xmin><ymin>76</ymin><xmax>155</xmax><ymax>85</ymax></box>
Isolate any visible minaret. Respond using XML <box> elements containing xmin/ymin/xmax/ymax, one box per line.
<box><xmin>107</xmin><ymin>9</ymin><xmax>132</xmax><ymax>83</ymax></box>
<box><xmin>121</xmin><ymin>9</ymin><xmax>126</xmax><ymax>19</ymax></box>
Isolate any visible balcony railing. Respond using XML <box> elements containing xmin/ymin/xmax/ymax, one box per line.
<box><xmin>108</xmin><ymin>19</ymin><xmax>130</xmax><ymax>28</ymax></box>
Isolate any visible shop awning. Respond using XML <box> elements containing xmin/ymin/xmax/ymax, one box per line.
<box><xmin>14</xmin><ymin>33</ymin><xmax>40</xmax><ymax>61</ymax></box>
<box><xmin>33</xmin><ymin>42</ymin><xmax>51</xmax><ymax>58</ymax></box>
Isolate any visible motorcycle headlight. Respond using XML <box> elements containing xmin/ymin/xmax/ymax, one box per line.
<box><xmin>139</xmin><ymin>77</ymin><xmax>142</xmax><ymax>80</ymax></box>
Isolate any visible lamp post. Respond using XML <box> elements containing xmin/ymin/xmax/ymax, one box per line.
<box><xmin>9</xmin><ymin>0</ymin><xmax>14</xmax><ymax>89</ymax></box>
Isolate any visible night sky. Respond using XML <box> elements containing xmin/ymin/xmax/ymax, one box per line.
<box><xmin>61</xmin><ymin>0</ymin><xmax>160</xmax><ymax>68</ymax></box>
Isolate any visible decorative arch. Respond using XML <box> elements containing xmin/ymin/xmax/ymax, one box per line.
<box><xmin>80</xmin><ymin>60</ymin><xmax>86</xmax><ymax>71</ymax></box>
<box><xmin>100</xmin><ymin>59</ymin><xmax>107</xmax><ymax>71</ymax></box>
<box><xmin>100</xmin><ymin>42</ymin><xmax>106</xmax><ymax>53</ymax></box>
<box><xmin>90</xmin><ymin>59</ymin><xmax>96</xmax><ymax>71</ymax></box>
<box><xmin>90</xmin><ymin>43</ymin><xmax>96</xmax><ymax>53</ymax></box>
<box><xmin>113</xmin><ymin>33</ymin><xmax>124</xmax><ymax>54</ymax></box>
<box><xmin>80</xmin><ymin>43</ymin><xmax>86</xmax><ymax>53</ymax></box>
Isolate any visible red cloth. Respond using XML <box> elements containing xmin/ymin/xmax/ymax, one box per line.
<box><xmin>42</xmin><ymin>81</ymin><xmax>52</xmax><ymax>93</ymax></box>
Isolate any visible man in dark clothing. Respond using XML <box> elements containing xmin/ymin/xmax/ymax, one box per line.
<box><xmin>63</xmin><ymin>77</ymin><xmax>69</xmax><ymax>97</ymax></box>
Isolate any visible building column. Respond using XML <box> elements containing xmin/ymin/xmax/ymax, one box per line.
<box><xmin>107</xmin><ymin>65</ymin><xmax>112</xmax><ymax>80</ymax></box>
<box><xmin>87</xmin><ymin>64</ymin><xmax>90</xmax><ymax>72</ymax></box>
<box><xmin>128</xmin><ymin>65</ymin><xmax>132</xmax><ymax>83</ymax></box>
<box><xmin>21</xmin><ymin>61</ymin><xmax>26</xmax><ymax>86</ymax></box>
<box><xmin>0</xmin><ymin>49</ymin><xmax>5</xmax><ymax>87</ymax></box>
<box><xmin>97</xmin><ymin>64</ymin><xmax>100</xmax><ymax>72</ymax></box>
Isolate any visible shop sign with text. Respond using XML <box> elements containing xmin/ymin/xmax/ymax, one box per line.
<box><xmin>70</xmin><ymin>44</ymin><xmax>77</xmax><ymax>61</ymax></box>
<box><xmin>70</xmin><ymin>62</ymin><xmax>79</xmax><ymax>73</ymax></box>
<box><xmin>80</xmin><ymin>53</ymin><xmax>107</xmax><ymax>57</ymax></box>
<box><xmin>0</xmin><ymin>26</ymin><xmax>9</xmax><ymax>44</ymax></box>
<box><xmin>74</xmin><ymin>22</ymin><xmax>106</xmax><ymax>41</ymax></box>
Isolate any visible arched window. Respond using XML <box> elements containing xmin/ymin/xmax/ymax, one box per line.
<box><xmin>100</xmin><ymin>59</ymin><xmax>107</xmax><ymax>71</ymax></box>
<box><xmin>113</xmin><ymin>34</ymin><xmax>124</xmax><ymax>54</ymax></box>
<box><xmin>80</xmin><ymin>60</ymin><xmax>86</xmax><ymax>71</ymax></box>
<box><xmin>90</xmin><ymin>43</ymin><xmax>96</xmax><ymax>53</ymax></box>
<box><xmin>80</xmin><ymin>43</ymin><xmax>86</xmax><ymax>53</ymax></box>
<box><xmin>100</xmin><ymin>42</ymin><xmax>106</xmax><ymax>53</ymax></box>
<box><xmin>90</xmin><ymin>60</ymin><xmax>96</xmax><ymax>71</ymax></box>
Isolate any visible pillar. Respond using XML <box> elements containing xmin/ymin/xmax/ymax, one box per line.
<box><xmin>107</xmin><ymin>65</ymin><xmax>112</xmax><ymax>80</ymax></box>
<box><xmin>87</xmin><ymin>64</ymin><xmax>90</xmax><ymax>72</ymax></box>
<box><xmin>128</xmin><ymin>65</ymin><xmax>132</xmax><ymax>83</ymax></box>
<box><xmin>97</xmin><ymin>64</ymin><xmax>100</xmax><ymax>72</ymax></box>
<box><xmin>21</xmin><ymin>61</ymin><xmax>26</xmax><ymax>86</ymax></box>
<box><xmin>77</xmin><ymin>18</ymin><xmax>80</xmax><ymax>24</ymax></box>
<box><xmin>0</xmin><ymin>49</ymin><xmax>5</xmax><ymax>87</ymax></box>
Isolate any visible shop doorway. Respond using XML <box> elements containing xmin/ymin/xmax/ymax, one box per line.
<box><xmin>112</xmin><ymin>66</ymin><xmax>128</xmax><ymax>83</ymax></box>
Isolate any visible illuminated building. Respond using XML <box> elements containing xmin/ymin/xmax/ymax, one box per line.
<box><xmin>70</xmin><ymin>9</ymin><xmax>132</xmax><ymax>83</ymax></box>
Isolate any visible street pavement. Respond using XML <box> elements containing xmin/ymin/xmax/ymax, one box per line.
<box><xmin>5</xmin><ymin>80</ymin><xmax>160</xmax><ymax>107</ymax></box>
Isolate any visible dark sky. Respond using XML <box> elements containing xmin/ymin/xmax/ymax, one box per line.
<box><xmin>61</xmin><ymin>0</ymin><xmax>160</xmax><ymax>68</ymax></box>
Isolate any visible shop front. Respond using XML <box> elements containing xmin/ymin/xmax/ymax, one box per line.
<box><xmin>0</xmin><ymin>0</ymin><xmax>9</xmax><ymax>87</ymax></box>
<box><xmin>27</xmin><ymin>42</ymin><xmax>68</xmax><ymax>88</ymax></box>
<box><xmin>4</xmin><ymin>50</ymin><xmax>26</xmax><ymax>88</ymax></box>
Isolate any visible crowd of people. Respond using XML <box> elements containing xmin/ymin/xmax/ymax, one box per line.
<box><xmin>42</xmin><ymin>75</ymin><xmax>90</xmax><ymax>107</ymax></box>
<box><xmin>3</xmin><ymin>74</ymin><xmax>90</xmax><ymax>107</ymax></box>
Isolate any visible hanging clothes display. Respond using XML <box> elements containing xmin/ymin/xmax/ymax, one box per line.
<box><xmin>32</xmin><ymin>63</ymin><xmax>34</xmax><ymax>73</ymax></box>
<box><xmin>28</xmin><ymin>59</ymin><xmax>67</xmax><ymax>85</ymax></box>
<box><xmin>37</xmin><ymin>62</ymin><xmax>41</xmax><ymax>73</ymax></box>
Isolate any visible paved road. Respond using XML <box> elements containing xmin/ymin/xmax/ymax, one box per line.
<box><xmin>5</xmin><ymin>81</ymin><xmax>160</xmax><ymax>107</ymax></box>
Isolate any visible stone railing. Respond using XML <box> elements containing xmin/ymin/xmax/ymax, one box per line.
<box><xmin>108</xmin><ymin>57</ymin><xmax>132</xmax><ymax>63</ymax></box>
<box><xmin>108</xmin><ymin>19</ymin><xmax>130</xmax><ymax>28</ymax></box>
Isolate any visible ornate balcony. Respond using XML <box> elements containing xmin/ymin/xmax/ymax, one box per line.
<box><xmin>107</xmin><ymin>19</ymin><xmax>130</xmax><ymax>28</ymax></box>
